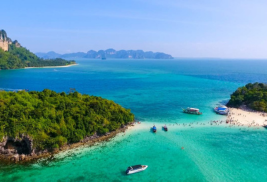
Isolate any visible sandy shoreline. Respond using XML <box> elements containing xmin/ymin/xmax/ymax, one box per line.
<box><xmin>25</xmin><ymin>63</ymin><xmax>78</xmax><ymax>69</ymax></box>
<box><xmin>227</xmin><ymin>107</ymin><xmax>267</xmax><ymax>127</ymax></box>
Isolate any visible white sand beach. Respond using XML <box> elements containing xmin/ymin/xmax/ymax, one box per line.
<box><xmin>25</xmin><ymin>64</ymin><xmax>78</xmax><ymax>69</ymax></box>
<box><xmin>227</xmin><ymin>108</ymin><xmax>267</xmax><ymax>127</ymax></box>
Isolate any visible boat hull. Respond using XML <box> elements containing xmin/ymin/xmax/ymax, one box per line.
<box><xmin>183</xmin><ymin>111</ymin><xmax>202</xmax><ymax>115</ymax></box>
<box><xmin>214</xmin><ymin>107</ymin><xmax>229</xmax><ymax>115</ymax></box>
<box><xmin>162</xmin><ymin>126</ymin><xmax>168</xmax><ymax>131</ymax></box>
<box><xmin>183</xmin><ymin>107</ymin><xmax>202</xmax><ymax>115</ymax></box>
<box><xmin>126</xmin><ymin>165</ymin><xmax>148</xmax><ymax>175</ymax></box>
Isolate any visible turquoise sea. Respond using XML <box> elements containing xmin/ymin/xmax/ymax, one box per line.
<box><xmin>0</xmin><ymin>59</ymin><xmax>267</xmax><ymax>182</ymax></box>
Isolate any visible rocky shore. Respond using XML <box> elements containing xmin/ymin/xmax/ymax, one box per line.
<box><xmin>0</xmin><ymin>122</ymin><xmax>134</xmax><ymax>164</ymax></box>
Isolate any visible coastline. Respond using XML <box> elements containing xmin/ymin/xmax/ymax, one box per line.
<box><xmin>25</xmin><ymin>63</ymin><xmax>78</xmax><ymax>69</ymax></box>
<box><xmin>0</xmin><ymin>121</ymin><xmax>135</xmax><ymax>164</ymax></box>
<box><xmin>227</xmin><ymin>107</ymin><xmax>267</xmax><ymax>127</ymax></box>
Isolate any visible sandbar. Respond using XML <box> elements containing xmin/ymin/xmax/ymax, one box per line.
<box><xmin>25</xmin><ymin>64</ymin><xmax>78</xmax><ymax>69</ymax></box>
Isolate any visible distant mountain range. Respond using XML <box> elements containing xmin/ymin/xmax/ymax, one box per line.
<box><xmin>36</xmin><ymin>49</ymin><xmax>173</xmax><ymax>59</ymax></box>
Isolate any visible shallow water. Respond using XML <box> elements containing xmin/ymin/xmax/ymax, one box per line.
<box><xmin>0</xmin><ymin>59</ymin><xmax>267</xmax><ymax>182</ymax></box>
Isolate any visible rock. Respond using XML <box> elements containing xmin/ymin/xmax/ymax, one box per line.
<box><xmin>0</xmin><ymin>136</ymin><xmax>8</xmax><ymax>147</ymax></box>
<box><xmin>0</xmin><ymin>30</ymin><xmax>9</xmax><ymax>51</ymax></box>
<box><xmin>30</xmin><ymin>152</ymin><xmax>36</xmax><ymax>157</ymax></box>
<box><xmin>11</xmin><ymin>154</ymin><xmax>19</xmax><ymax>162</ymax></box>
<box><xmin>8</xmin><ymin>149</ymin><xmax>16</xmax><ymax>154</ymax></box>
<box><xmin>13</xmin><ymin>40</ymin><xmax>21</xmax><ymax>48</ymax></box>
<box><xmin>19</xmin><ymin>154</ymin><xmax>26</xmax><ymax>161</ymax></box>
<box><xmin>43</xmin><ymin>149</ymin><xmax>48</xmax><ymax>153</ymax></box>
<box><xmin>7</xmin><ymin>149</ymin><xmax>12</xmax><ymax>155</ymax></box>
<box><xmin>3</xmin><ymin>150</ymin><xmax>9</xmax><ymax>155</ymax></box>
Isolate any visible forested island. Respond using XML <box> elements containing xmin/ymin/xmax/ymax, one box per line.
<box><xmin>227</xmin><ymin>82</ymin><xmax>267</xmax><ymax>112</ymax></box>
<box><xmin>0</xmin><ymin>89</ymin><xmax>134</xmax><ymax>163</ymax></box>
<box><xmin>0</xmin><ymin>30</ymin><xmax>75</xmax><ymax>70</ymax></box>
<box><xmin>36</xmin><ymin>49</ymin><xmax>173</xmax><ymax>59</ymax></box>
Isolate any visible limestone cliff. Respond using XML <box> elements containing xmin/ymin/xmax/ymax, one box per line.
<box><xmin>0</xmin><ymin>135</ymin><xmax>33</xmax><ymax>162</ymax></box>
<box><xmin>0</xmin><ymin>29</ymin><xmax>75</xmax><ymax>70</ymax></box>
<box><xmin>12</xmin><ymin>40</ymin><xmax>21</xmax><ymax>48</ymax></box>
<box><xmin>0</xmin><ymin>30</ymin><xmax>12</xmax><ymax>51</ymax></box>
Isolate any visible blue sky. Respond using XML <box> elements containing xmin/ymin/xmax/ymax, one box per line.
<box><xmin>1</xmin><ymin>0</ymin><xmax>267</xmax><ymax>58</ymax></box>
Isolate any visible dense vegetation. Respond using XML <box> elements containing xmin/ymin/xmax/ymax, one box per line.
<box><xmin>36</xmin><ymin>48</ymin><xmax>174</xmax><ymax>59</ymax></box>
<box><xmin>227</xmin><ymin>83</ymin><xmax>267</xmax><ymax>112</ymax></box>
<box><xmin>0</xmin><ymin>29</ymin><xmax>75</xmax><ymax>70</ymax></box>
<box><xmin>0</xmin><ymin>90</ymin><xmax>134</xmax><ymax>150</ymax></box>
<box><xmin>0</xmin><ymin>45</ymin><xmax>75</xmax><ymax>70</ymax></box>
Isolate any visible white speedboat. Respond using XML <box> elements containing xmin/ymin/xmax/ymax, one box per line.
<box><xmin>125</xmin><ymin>165</ymin><xmax>148</xmax><ymax>175</ymax></box>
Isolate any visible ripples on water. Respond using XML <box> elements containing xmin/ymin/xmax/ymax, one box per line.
<box><xmin>0</xmin><ymin>59</ymin><xmax>267</xmax><ymax>182</ymax></box>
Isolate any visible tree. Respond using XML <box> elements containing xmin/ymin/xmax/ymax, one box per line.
<box><xmin>0</xmin><ymin>89</ymin><xmax>134</xmax><ymax>151</ymax></box>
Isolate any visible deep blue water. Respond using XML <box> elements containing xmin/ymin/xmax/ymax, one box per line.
<box><xmin>0</xmin><ymin>59</ymin><xmax>267</xmax><ymax>182</ymax></box>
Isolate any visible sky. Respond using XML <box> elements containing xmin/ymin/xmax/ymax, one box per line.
<box><xmin>1</xmin><ymin>0</ymin><xmax>267</xmax><ymax>58</ymax></box>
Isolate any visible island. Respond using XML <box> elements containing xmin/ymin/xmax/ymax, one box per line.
<box><xmin>0</xmin><ymin>29</ymin><xmax>76</xmax><ymax>70</ymax></box>
<box><xmin>0</xmin><ymin>89</ymin><xmax>134</xmax><ymax>163</ymax></box>
<box><xmin>226</xmin><ymin>82</ymin><xmax>267</xmax><ymax>126</ymax></box>
<box><xmin>36</xmin><ymin>48</ymin><xmax>173</xmax><ymax>59</ymax></box>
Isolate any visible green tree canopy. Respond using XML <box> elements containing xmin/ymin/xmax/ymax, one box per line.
<box><xmin>227</xmin><ymin>82</ymin><xmax>267</xmax><ymax>112</ymax></box>
<box><xmin>0</xmin><ymin>89</ymin><xmax>134</xmax><ymax>150</ymax></box>
<box><xmin>0</xmin><ymin>44</ymin><xmax>75</xmax><ymax>70</ymax></box>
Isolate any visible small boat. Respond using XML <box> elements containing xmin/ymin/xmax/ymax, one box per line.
<box><xmin>263</xmin><ymin>125</ymin><xmax>267</xmax><ymax>129</ymax></box>
<box><xmin>214</xmin><ymin>105</ymin><xmax>229</xmax><ymax>115</ymax></box>
<box><xmin>126</xmin><ymin>165</ymin><xmax>148</xmax><ymax>175</ymax></box>
<box><xmin>183</xmin><ymin>107</ymin><xmax>202</xmax><ymax>115</ymax></box>
<box><xmin>163</xmin><ymin>125</ymin><xmax>168</xmax><ymax>131</ymax></box>
<box><xmin>152</xmin><ymin>125</ymin><xmax>157</xmax><ymax>133</ymax></box>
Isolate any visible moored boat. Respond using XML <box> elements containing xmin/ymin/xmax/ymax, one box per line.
<box><xmin>183</xmin><ymin>107</ymin><xmax>202</xmax><ymax>115</ymax></box>
<box><xmin>152</xmin><ymin>125</ymin><xmax>157</xmax><ymax>133</ymax></box>
<box><xmin>163</xmin><ymin>125</ymin><xmax>168</xmax><ymax>131</ymax></box>
<box><xmin>214</xmin><ymin>105</ymin><xmax>229</xmax><ymax>115</ymax></box>
<box><xmin>126</xmin><ymin>165</ymin><xmax>148</xmax><ymax>175</ymax></box>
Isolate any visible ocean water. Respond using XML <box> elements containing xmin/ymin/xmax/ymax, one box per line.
<box><xmin>0</xmin><ymin>59</ymin><xmax>267</xmax><ymax>182</ymax></box>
